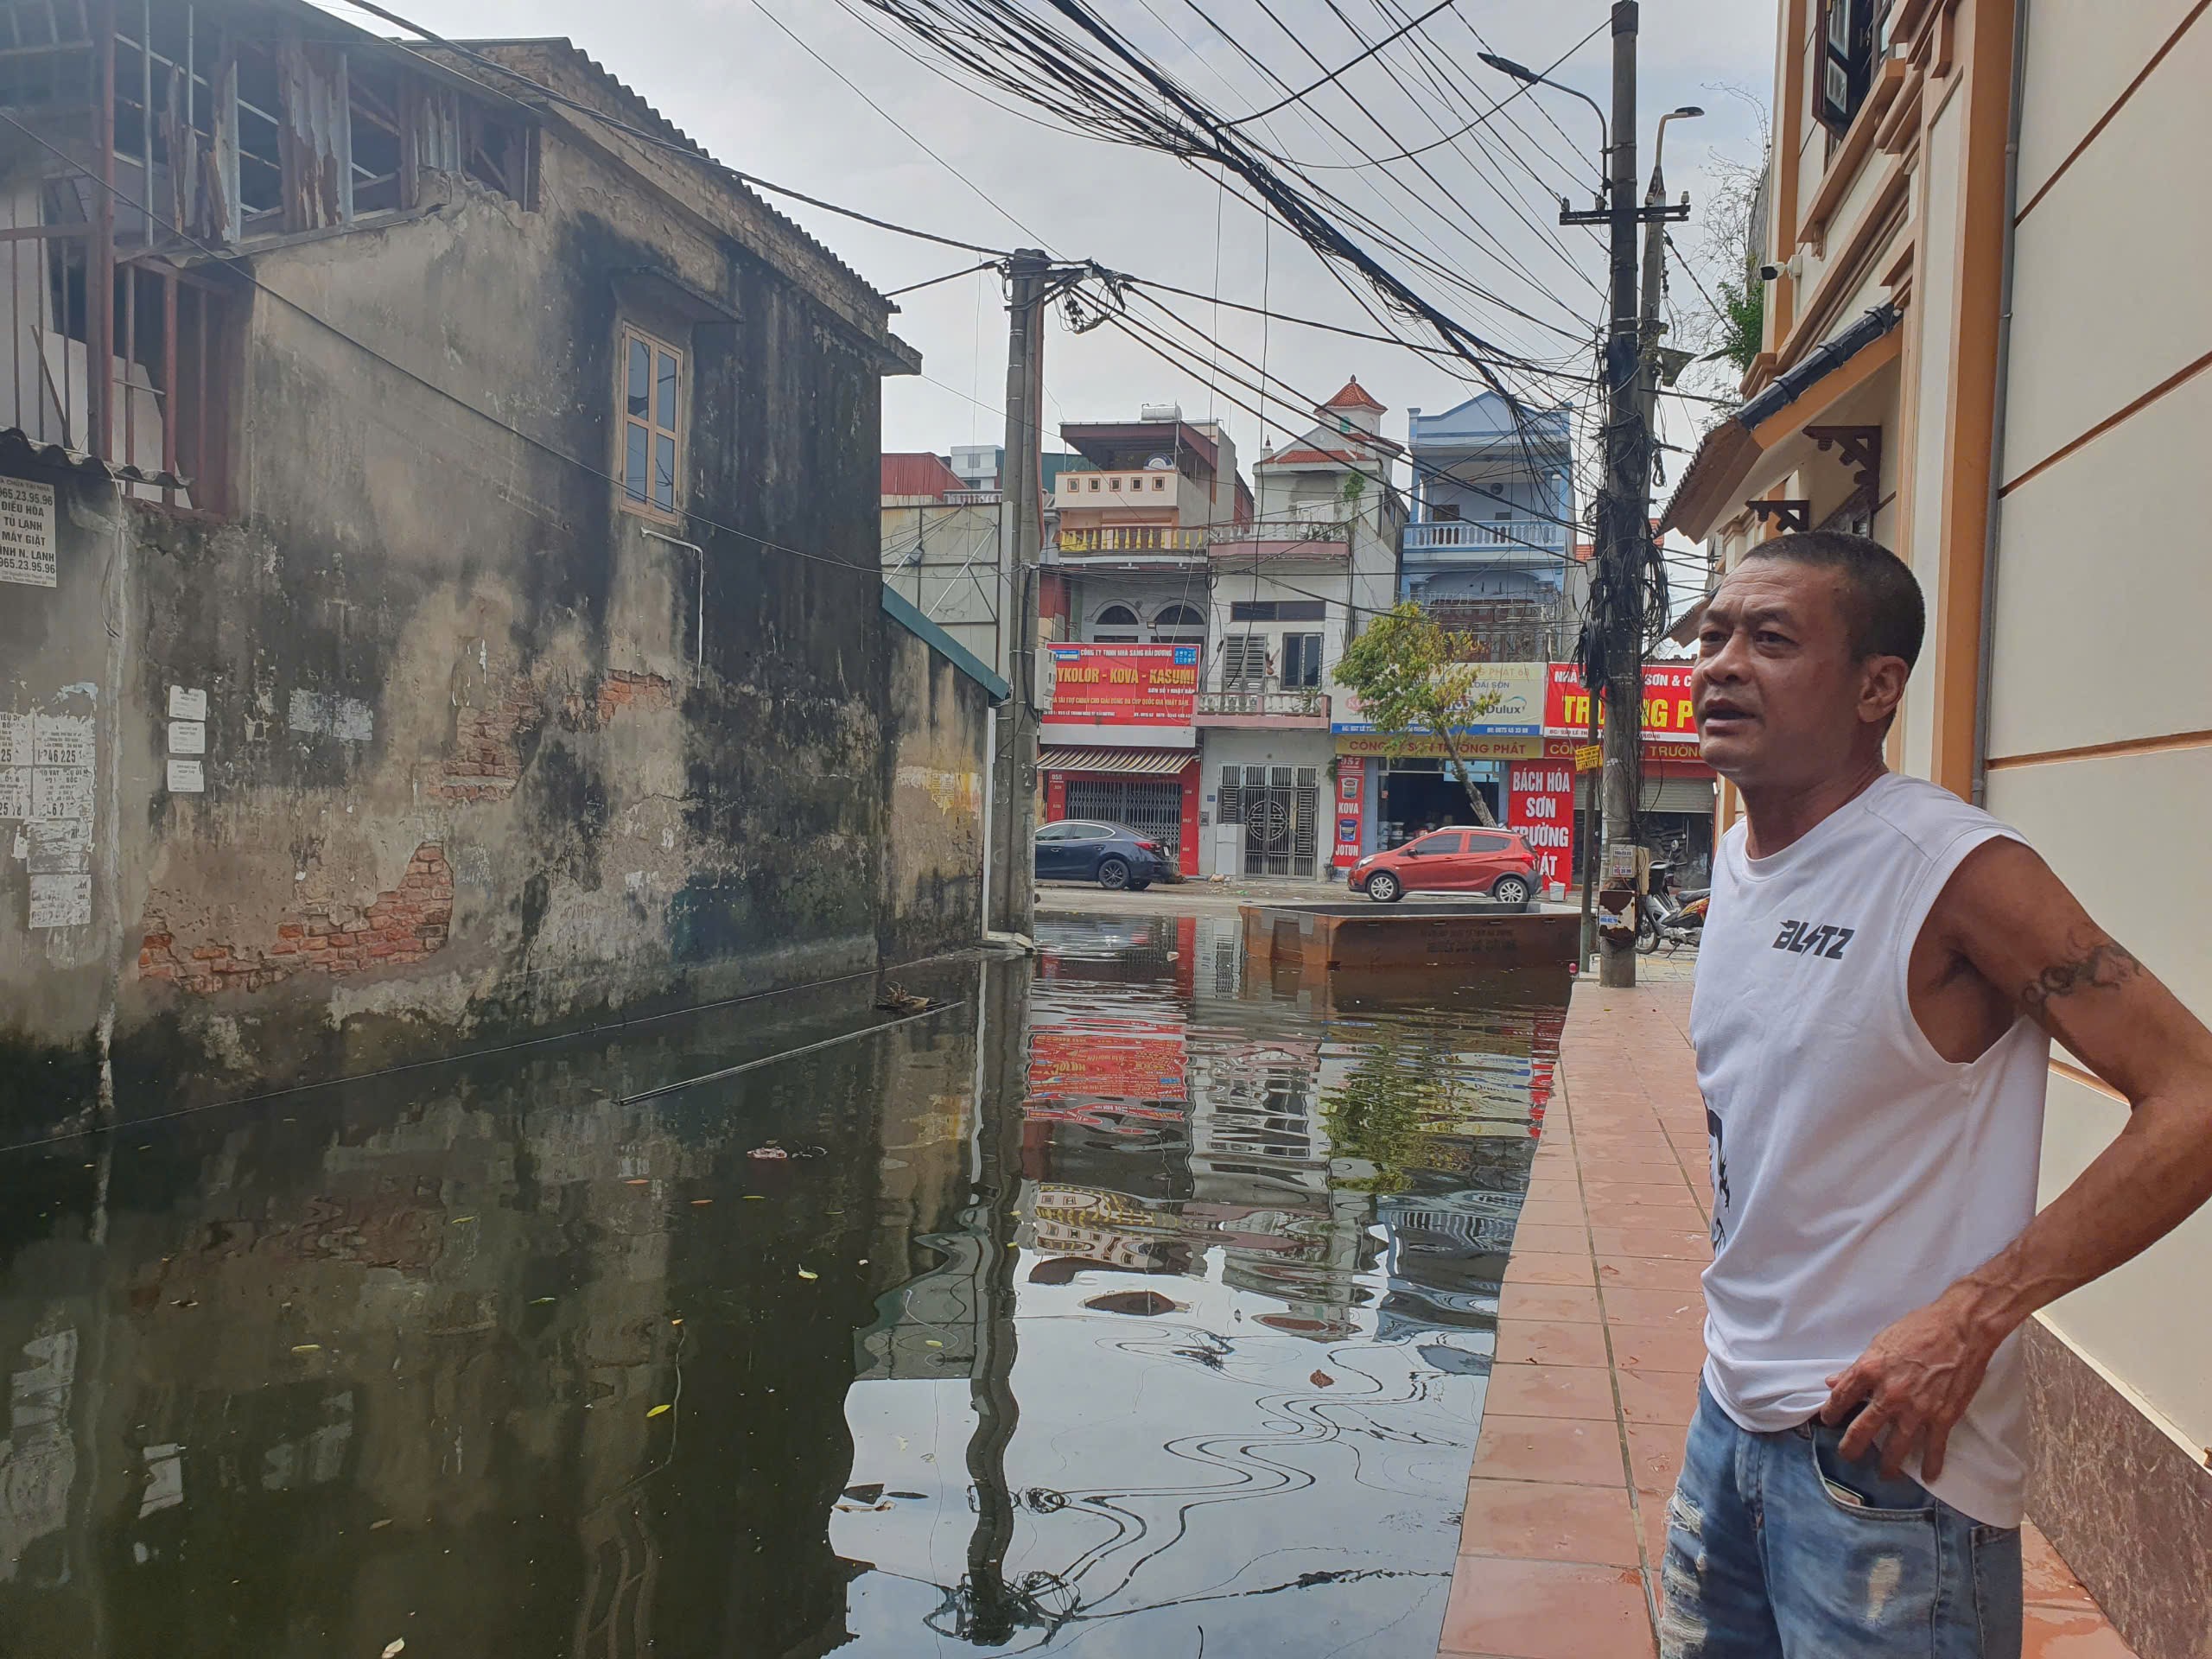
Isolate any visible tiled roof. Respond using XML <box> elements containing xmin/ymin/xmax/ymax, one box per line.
<box><xmin>1323</xmin><ymin>377</ymin><xmax>1387</xmax><ymax>412</ymax></box>
<box><xmin>881</xmin><ymin>452</ymin><xmax>968</xmax><ymax>499</ymax></box>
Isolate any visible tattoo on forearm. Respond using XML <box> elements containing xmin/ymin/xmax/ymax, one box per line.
<box><xmin>2020</xmin><ymin>938</ymin><xmax>2142</xmax><ymax>1010</ymax></box>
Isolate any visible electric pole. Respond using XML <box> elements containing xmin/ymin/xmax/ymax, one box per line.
<box><xmin>1594</xmin><ymin>1</ymin><xmax>1646</xmax><ymax>988</ymax></box>
<box><xmin>988</xmin><ymin>250</ymin><xmax>1049</xmax><ymax>943</ymax></box>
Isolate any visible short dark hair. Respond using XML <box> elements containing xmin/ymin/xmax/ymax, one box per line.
<box><xmin>1742</xmin><ymin>531</ymin><xmax>1925</xmax><ymax>668</ymax></box>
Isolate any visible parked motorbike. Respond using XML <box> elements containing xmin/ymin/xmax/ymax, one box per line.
<box><xmin>1636</xmin><ymin>861</ymin><xmax>1708</xmax><ymax>955</ymax></box>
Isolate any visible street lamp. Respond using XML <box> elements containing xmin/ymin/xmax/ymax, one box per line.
<box><xmin>1649</xmin><ymin>105</ymin><xmax>1705</xmax><ymax>200</ymax></box>
<box><xmin>1477</xmin><ymin>49</ymin><xmax>1609</xmax><ymax>181</ymax></box>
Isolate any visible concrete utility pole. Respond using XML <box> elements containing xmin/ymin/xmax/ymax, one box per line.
<box><xmin>1592</xmin><ymin>1</ymin><xmax>1647</xmax><ymax>988</ymax></box>
<box><xmin>987</xmin><ymin>250</ymin><xmax>1050</xmax><ymax>944</ymax></box>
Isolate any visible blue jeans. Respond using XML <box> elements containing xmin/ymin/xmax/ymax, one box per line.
<box><xmin>1660</xmin><ymin>1381</ymin><xmax>2023</xmax><ymax>1658</ymax></box>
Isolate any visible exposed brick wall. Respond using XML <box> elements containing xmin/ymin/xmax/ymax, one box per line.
<box><xmin>435</xmin><ymin>679</ymin><xmax>542</xmax><ymax>803</ymax></box>
<box><xmin>596</xmin><ymin>669</ymin><xmax>674</xmax><ymax>723</ymax></box>
<box><xmin>140</xmin><ymin>844</ymin><xmax>454</xmax><ymax>993</ymax></box>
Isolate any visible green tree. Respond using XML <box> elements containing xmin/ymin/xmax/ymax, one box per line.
<box><xmin>1333</xmin><ymin>602</ymin><xmax>1503</xmax><ymax>827</ymax></box>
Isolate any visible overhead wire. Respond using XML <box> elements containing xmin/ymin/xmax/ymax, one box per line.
<box><xmin>323</xmin><ymin>0</ymin><xmax>1018</xmax><ymax>256</ymax></box>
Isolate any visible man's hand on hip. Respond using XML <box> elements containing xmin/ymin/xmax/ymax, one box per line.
<box><xmin>1821</xmin><ymin>1288</ymin><xmax>2001</xmax><ymax>1482</ymax></box>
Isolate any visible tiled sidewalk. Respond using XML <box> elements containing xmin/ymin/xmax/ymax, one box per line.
<box><xmin>1437</xmin><ymin>978</ymin><xmax>2139</xmax><ymax>1659</ymax></box>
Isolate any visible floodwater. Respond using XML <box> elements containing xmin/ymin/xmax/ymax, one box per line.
<box><xmin>0</xmin><ymin>912</ymin><xmax>1568</xmax><ymax>1658</ymax></box>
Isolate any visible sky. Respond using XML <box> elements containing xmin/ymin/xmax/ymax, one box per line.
<box><xmin>308</xmin><ymin>0</ymin><xmax>1777</xmax><ymax>499</ymax></box>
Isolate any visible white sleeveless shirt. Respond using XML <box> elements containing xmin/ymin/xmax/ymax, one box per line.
<box><xmin>1691</xmin><ymin>772</ymin><xmax>2050</xmax><ymax>1526</ymax></box>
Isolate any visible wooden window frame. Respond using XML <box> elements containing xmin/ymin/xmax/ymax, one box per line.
<box><xmin>617</xmin><ymin>324</ymin><xmax>684</xmax><ymax>523</ymax></box>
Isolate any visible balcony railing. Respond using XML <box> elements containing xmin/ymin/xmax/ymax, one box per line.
<box><xmin>944</xmin><ymin>488</ymin><xmax>1001</xmax><ymax>505</ymax></box>
<box><xmin>1205</xmin><ymin>519</ymin><xmax>1351</xmax><ymax>544</ymax></box>
<box><xmin>1057</xmin><ymin>525</ymin><xmax>1208</xmax><ymax>555</ymax></box>
<box><xmin>1402</xmin><ymin>518</ymin><xmax>1566</xmax><ymax>554</ymax></box>
<box><xmin>1196</xmin><ymin>689</ymin><xmax>1331</xmax><ymax>721</ymax></box>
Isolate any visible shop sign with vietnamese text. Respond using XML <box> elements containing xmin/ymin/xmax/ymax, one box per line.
<box><xmin>1046</xmin><ymin>644</ymin><xmax>1198</xmax><ymax>726</ymax></box>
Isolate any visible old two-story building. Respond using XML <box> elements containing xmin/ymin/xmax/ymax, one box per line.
<box><xmin>1662</xmin><ymin>0</ymin><xmax>2212</xmax><ymax>1647</ymax></box>
<box><xmin>1036</xmin><ymin>387</ymin><xmax>1416</xmax><ymax>881</ymax></box>
<box><xmin>0</xmin><ymin>5</ymin><xmax>1003</xmax><ymax>1140</ymax></box>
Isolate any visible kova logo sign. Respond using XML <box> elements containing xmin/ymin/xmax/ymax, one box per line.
<box><xmin>1046</xmin><ymin>644</ymin><xmax>1198</xmax><ymax>726</ymax></box>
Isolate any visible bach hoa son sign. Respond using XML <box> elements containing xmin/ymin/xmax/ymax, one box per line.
<box><xmin>1507</xmin><ymin>760</ymin><xmax>1576</xmax><ymax>891</ymax></box>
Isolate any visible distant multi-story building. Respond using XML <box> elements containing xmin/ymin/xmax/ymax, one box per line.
<box><xmin>1201</xmin><ymin>380</ymin><xmax>1405</xmax><ymax>880</ymax></box>
<box><xmin>1036</xmin><ymin>405</ymin><xmax>1247</xmax><ymax>876</ymax></box>
<box><xmin>1402</xmin><ymin>391</ymin><xmax>1583</xmax><ymax>662</ymax></box>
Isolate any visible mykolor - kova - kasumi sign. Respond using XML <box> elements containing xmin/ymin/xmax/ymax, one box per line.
<box><xmin>1048</xmin><ymin>645</ymin><xmax>1198</xmax><ymax>725</ymax></box>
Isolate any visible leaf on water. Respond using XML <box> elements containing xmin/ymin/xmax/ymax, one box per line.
<box><xmin>290</xmin><ymin>1344</ymin><xmax>321</xmax><ymax>1355</ymax></box>
<box><xmin>450</xmin><ymin>1217</ymin><xmax>476</xmax><ymax>1225</ymax></box>
<box><xmin>646</xmin><ymin>1403</ymin><xmax>672</xmax><ymax>1418</ymax></box>
<box><xmin>530</xmin><ymin>1296</ymin><xmax>556</xmax><ymax>1305</ymax></box>
<box><xmin>743</xmin><ymin>1195</ymin><xmax>766</xmax><ymax>1201</ymax></box>
<box><xmin>798</xmin><ymin>1268</ymin><xmax>818</xmax><ymax>1281</ymax></box>
<box><xmin>369</xmin><ymin>1518</ymin><xmax>394</xmax><ymax>1530</ymax></box>
<box><xmin>670</xmin><ymin>1317</ymin><xmax>683</xmax><ymax>1326</ymax></box>
<box><xmin>690</xmin><ymin>1198</ymin><xmax>713</xmax><ymax>1205</ymax></box>
<box><xmin>383</xmin><ymin>1642</ymin><xmax>406</xmax><ymax>1658</ymax></box>
<box><xmin>625</xmin><ymin>1178</ymin><xmax>651</xmax><ymax>1186</ymax></box>
<box><xmin>1310</xmin><ymin>1370</ymin><xmax>1334</xmax><ymax>1389</ymax></box>
<box><xmin>925</xmin><ymin>1339</ymin><xmax>944</xmax><ymax>1349</ymax></box>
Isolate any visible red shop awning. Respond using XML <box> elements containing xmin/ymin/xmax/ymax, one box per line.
<box><xmin>1039</xmin><ymin>747</ymin><xmax>1194</xmax><ymax>776</ymax></box>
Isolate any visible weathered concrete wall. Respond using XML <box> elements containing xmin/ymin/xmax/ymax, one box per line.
<box><xmin>0</xmin><ymin>86</ymin><xmax>982</xmax><ymax>1140</ymax></box>
<box><xmin>880</xmin><ymin>626</ymin><xmax>989</xmax><ymax>966</ymax></box>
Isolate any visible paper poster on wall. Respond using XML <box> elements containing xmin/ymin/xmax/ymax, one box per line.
<box><xmin>0</xmin><ymin>712</ymin><xmax>29</xmax><ymax>767</ymax></box>
<box><xmin>168</xmin><ymin>720</ymin><xmax>206</xmax><ymax>755</ymax></box>
<box><xmin>28</xmin><ymin>871</ymin><xmax>91</xmax><ymax>929</ymax></box>
<box><xmin>167</xmin><ymin>758</ymin><xmax>205</xmax><ymax>793</ymax></box>
<box><xmin>0</xmin><ymin>477</ymin><xmax>56</xmax><ymax>588</ymax></box>
<box><xmin>26</xmin><ymin>818</ymin><xmax>89</xmax><ymax>873</ymax></box>
<box><xmin>168</xmin><ymin>686</ymin><xmax>207</xmax><ymax>721</ymax></box>
<box><xmin>31</xmin><ymin>766</ymin><xmax>92</xmax><ymax>821</ymax></box>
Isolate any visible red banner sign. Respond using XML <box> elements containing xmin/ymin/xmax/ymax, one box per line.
<box><xmin>1028</xmin><ymin>1023</ymin><xmax>1188</xmax><ymax>1102</ymax></box>
<box><xmin>1543</xmin><ymin>661</ymin><xmax>1699</xmax><ymax>744</ymax></box>
<box><xmin>1507</xmin><ymin>760</ymin><xmax>1576</xmax><ymax>892</ymax></box>
<box><xmin>1046</xmin><ymin>644</ymin><xmax>1198</xmax><ymax>726</ymax></box>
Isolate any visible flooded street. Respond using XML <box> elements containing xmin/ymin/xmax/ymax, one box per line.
<box><xmin>0</xmin><ymin>912</ymin><xmax>1567</xmax><ymax>1658</ymax></box>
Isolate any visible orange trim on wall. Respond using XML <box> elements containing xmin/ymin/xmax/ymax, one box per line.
<box><xmin>1770</xmin><ymin>0</ymin><xmax>1811</xmax><ymax>346</ymax></box>
<box><xmin>2000</xmin><ymin>346</ymin><xmax>2212</xmax><ymax>498</ymax></box>
<box><xmin>1986</xmin><ymin>728</ymin><xmax>2212</xmax><ymax>772</ymax></box>
<box><xmin>2015</xmin><ymin>0</ymin><xmax>2212</xmax><ymax>224</ymax></box>
<box><xmin>1928</xmin><ymin>0</ymin><xmax>2017</xmax><ymax>803</ymax></box>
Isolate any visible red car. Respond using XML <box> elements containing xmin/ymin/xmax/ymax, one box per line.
<box><xmin>1351</xmin><ymin>827</ymin><xmax>1541</xmax><ymax>905</ymax></box>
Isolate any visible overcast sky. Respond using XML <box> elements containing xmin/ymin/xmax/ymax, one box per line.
<box><xmin>317</xmin><ymin>0</ymin><xmax>1776</xmax><ymax>489</ymax></box>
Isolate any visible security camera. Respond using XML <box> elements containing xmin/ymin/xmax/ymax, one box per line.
<box><xmin>1756</xmin><ymin>263</ymin><xmax>1784</xmax><ymax>283</ymax></box>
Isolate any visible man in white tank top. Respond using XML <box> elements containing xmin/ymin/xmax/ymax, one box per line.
<box><xmin>1662</xmin><ymin>531</ymin><xmax>2212</xmax><ymax>1658</ymax></box>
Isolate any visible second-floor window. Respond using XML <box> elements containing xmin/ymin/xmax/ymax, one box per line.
<box><xmin>1817</xmin><ymin>0</ymin><xmax>1882</xmax><ymax>133</ymax></box>
<box><xmin>1431</xmin><ymin>503</ymin><xmax>1462</xmax><ymax>522</ymax></box>
<box><xmin>1223</xmin><ymin>635</ymin><xmax>1268</xmax><ymax>689</ymax></box>
<box><xmin>1281</xmin><ymin>633</ymin><xmax>1324</xmax><ymax>690</ymax></box>
<box><xmin>621</xmin><ymin>327</ymin><xmax>683</xmax><ymax>518</ymax></box>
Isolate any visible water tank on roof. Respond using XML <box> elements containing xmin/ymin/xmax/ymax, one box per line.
<box><xmin>1138</xmin><ymin>403</ymin><xmax>1183</xmax><ymax>423</ymax></box>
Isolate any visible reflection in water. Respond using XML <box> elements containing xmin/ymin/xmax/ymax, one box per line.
<box><xmin>0</xmin><ymin>913</ymin><xmax>1566</xmax><ymax>1656</ymax></box>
